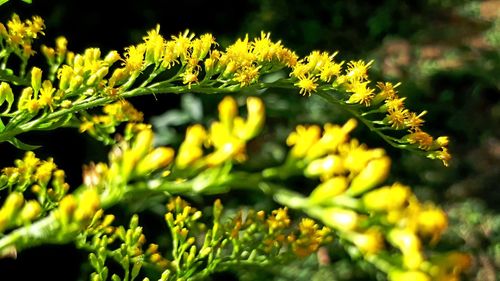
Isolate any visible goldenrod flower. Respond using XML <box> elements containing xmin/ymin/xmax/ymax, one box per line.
<box><xmin>362</xmin><ymin>182</ymin><xmax>411</xmax><ymax>212</ymax></box>
<box><xmin>123</xmin><ymin>44</ymin><xmax>146</xmax><ymax>73</ymax></box>
<box><xmin>376</xmin><ymin>81</ymin><xmax>400</xmax><ymax>100</ymax></box>
<box><xmin>345</xmin><ymin>60</ymin><xmax>373</xmax><ymax>82</ymax></box>
<box><xmin>406</xmin><ymin>130</ymin><xmax>434</xmax><ymax>150</ymax></box>
<box><xmin>306</xmin><ymin>119</ymin><xmax>357</xmax><ymax>160</ymax></box>
<box><xmin>38</xmin><ymin>80</ymin><xmax>56</xmax><ymax>110</ymax></box>
<box><xmin>320</xmin><ymin>61</ymin><xmax>343</xmax><ymax>82</ymax></box>
<box><xmin>389</xmin><ymin>270</ymin><xmax>430</xmax><ymax>281</ymax></box>
<box><xmin>346</xmin><ymin>81</ymin><xmax>375</xmax><ymax>106</ymax></box>
<box><xmin>386</xmin><ymin>108</ymin><xmax>409</xmax><ymax>129</ymax></box>
<box><xmin>171</xmin><ymin>30</ymin><xmax>194</xmax><ymax>61</ymax></box>
<box><xmin>286</xmin><ymin>125</ymin><xmax>321</xmax><ymax>158</ymax></box>
<box><xmin>143</xmin><ymin>25</ymin><xmax>165</xmax><ymax>64</ymax></box>
<box><xmin>295</xmin><ymin>75</ymin><xmax>318</xmax><ymax>96</ymax></box>
<box><xmin>136</xmin><ymin>147</ymin><xmax>175</xmax><ymax>175</ymax></box>
<box><xmin>234</xmin><ymin>65</ymin><xmax>261</xmax><ymax>86</ymax></box>
<box><xmin>31</xmin><ymin>67</ymin><xmax>42</xmax><ymax>94</ymax></box>
<box><xmin>417</xmin><ymin>205</ymin><xmax>448</xmax><ymax>243</ymax></box>
<box><xmin>305</xmin><ymin>155</ymin><xmax>344</xmax><ymax>179</ymax></box>
<box><xmin>321</xmin><ymin>207</ymin><xmax>359</xmax><ymax>231</ymax></box>
<box><xmin>309</xmin><ymin>176</ymin><xmax>349</xmax><ymax>203</ymax></box>
<box><xmin>350</xmin><ymin>228</ymin><xmax>384</xmax><ymax>254</ymax></box>
<box><xmin>405</xmin><ymin>111</ymin><xmax>427</xmax><ymax>130</ymax></box>
<box><xmin>347</xmin><ymin>156</ymin><xmax>391</xmax><ymax>196</ymax></box>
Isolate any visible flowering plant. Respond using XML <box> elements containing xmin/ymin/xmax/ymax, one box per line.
<box><xmin>0</xmin><ymin>10</ymin><xmax>470</xmax><ymax>281</ymax></box>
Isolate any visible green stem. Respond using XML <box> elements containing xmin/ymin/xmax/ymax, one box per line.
<box><xmin>0</xmin><ymin>214</ymin><xmax>63</xmax><ymax>254</ymax></box>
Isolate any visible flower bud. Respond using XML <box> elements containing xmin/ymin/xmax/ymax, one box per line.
<box><xmin>241</xmin><ymin>96</ymin><xmax>265</xmax><ymax>140</ymax></box>
<box><xmin>362</xmin><ymin>183</ymin><xmax>410</xmax><ymax>211</ymax></box>
<box><xmin>309</xmin><ymin>176</ymin><xmax>348</xmax><ymax>204</ymax></box>
<box><xmin>305</xmin><ymin>155</ymin><xmax>344</xmax><ymax>178</ymax></box>
<box><xmin>0</xmin><ymin>82</ymin><xmax>14</xmax><ymax>113</ymax></box>
<box><xmin>350</xmin><ymin>228</ymin><xmax>384</xmax><ymax>255</ymax></box>
<box><xmin>218</xmin><ymin>96</ymin><xmax>238</xmax><ymax>131</ymax></box>
<box><xmin>417</xmin><ymin>206</ymin><xmax>448</xmax><ymax>243</ymax></box>
<box><xmin>389</xmin><ymin>270</ymin><xmax>430</xmax><ymax>281</ymax></box>
<box><xmin>19</xmin><ymin>200</ymin><xmax>42</xmax><ymax>222</ymax></box>
<box><xmin>321</xmin><ymin>207</ymin><xmax>358</xmax><ymax>231</ymax></box>
<box><xmin>135</xmin><ymin>147</ymin><xmax>175</xmax><ymax>175</ymax></box>
<box><xmin>347</xmin><ymin>156</ymin><xmax>391</xmax><ymax>196</ymax></box>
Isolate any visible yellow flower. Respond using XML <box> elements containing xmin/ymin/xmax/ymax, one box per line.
<box><xmin>309</xmin><ymin>176</ymin><xmax>349</xmax><ymax>203</ymax></box>
<box><xmin>347</xmin><ymin>156</ymin><xmax>391</xmax><ymax>196</ymax></box>
<box><xmin>376</xmin><ymin>81</ymin><xmax>400</xmax><ymax>100</ymax></box>
<box><xmin>350</xmin><ymin>228</ymin><xmax>384</xmax><ymax>254</ymax></box>
<box><xmin>31</xmin><ymin>67</ymin><xmax>42</xmax><ymax>94</ymax></box>
<box><xmin>406</xmin><ymin>130</ymin><xmax>434</xmax><ymax>150</ymax></box>
<box><xmin>321</xmin><ymin>207</ymin><xmax>359</xmax><ymax>231</ymax></box>
<box><xmin>286</xmin><ymin>125</ymin><xmax>321</xmax><ymax>158</ymax></box>
<box><xmin>417</xmin><ymin>205</ymin><xmax>448</xmax><ymax>243</ymax></box>
<box><xmin>346</xmin><ymin>81</ymin><xmax>375</xmax><ymax>106</ymax></box>
<box><xmin>320</xmin><ymin>61</ymin><xmax>343</xmax><ymax>82</ymax></box>
<box><xmin>295</xmin><ymin>75</ymin><xmax>318</xmax><ymax>96</ymax></box>
<box><xmin>171</xmin><ymin>30</ymin><xmax>194</xmax><ymax>61</ymax></box>
<box><xmin>135</xmin><ymin>147</ymin><xmax>175</xmax><ymax>175</ymax></box>
<box><xmin>233</xmin><ymin>65</ymin><xmax>261</xmax><ymax>86</ymax></box>
<box><xmin>218</xmin><ymin>96</ymin><xmax>238</xmax><ymax>131</ymax></box>
<box><xmin>305</xmin><ymin>155</ymin><xmax>345</xmax><ymax>179</ymax></box>
<box><xmin>362</xmin><ymin>182</ymin><xmax>411</xmax><ymax>212</ymax></box>
<box><xmin>405</xmin><ymin>111</ymin><xmax>427</xmax><ymax>130</ymax></box>
<box><xmin>345</xmin><ymin>60</ymin><xmax>373</xmax><ymax>82</ymax></box>
<box><xmin>123</xmin><ymin>44</ymin><xmax>146</xmax><ymax>73</ymax></box>
<box><xmin>222</xmin><ymin>35</ymin><xmax>255</xmax><ymax>69</ymax></box>
<box><xmin>39</xmin><ymin>80</ymin><xmax>56</xmax><ymax>110</ymax></box>
<box><xmin>388</xmin><ymin>228</ymin><xmax>421</xmax><ymax>253</ymax></box>
<box><xmin>143</xmin><ymin>25</ymin><xmax>165</xmax><ymax>64</ymax></box>
<box><xmin>306</xmin><ymin>119</ymin><xmax>357</xmax><ymax>160</ymax></box>
<box><xmin>386</xmin><ymin>108</ymin><xmax>409</xmax><ymax>129</ymax></box>
<box><xmin>176</xmin><ymin>125</ymin><xmax>207</xmax><ymax>169</ymax></box>
<box><xmin>389</xmin><ymin>270</ymin><xmax>430</xmax><ymax>281</ymax></box>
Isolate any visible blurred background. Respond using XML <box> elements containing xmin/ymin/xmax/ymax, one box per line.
<box><xmin>0</xmin><ymin>0</ymin><xmax>499</xmax><ymax>280</ymax></box>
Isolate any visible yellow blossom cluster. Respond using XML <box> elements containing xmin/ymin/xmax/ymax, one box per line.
<box><xmin>288</xmin><ymin>50</ymin><xmax>450</xmax><ymax>165</ymax></box>
<box><xmin>285</xmin><ymin>119</ymin><xmax>469</xmax><ymax>280</ymax></box>
<box><xmin>226</xmin><ymin>202</ymin><xmax>331</xmax><ymax>259</ymax></box>
<box><xmin>0</xmin><ymin>14</ymin><xmax>450</xmax><ymax>167</ymax></box>
<box><xmin>0</xmin><ymin>14</ymin><xmax>44</xmax><ymax>59</ymax></box>
<box><xmin>79</xmin><ymin>100</ymin><xmax>144</xmax><ymax>143</ymax></box>
<box><xmin>175</xmin><ymin>96</ymin><xmax>265</xmax><ymax>169</ymax></box>
<box><xmin>0</xmin><ymin>151</ymin><xmax>69</xmax><ymax>210</ymax></box>
<box><xmin>0</xmin><ymin>191</ymin><xmax>41</xmax><ymax>233</ymax></box>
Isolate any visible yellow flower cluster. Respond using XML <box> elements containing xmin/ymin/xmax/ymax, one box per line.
<box><xmin>0</xmin><ymin>14</ymin><xmax>44</xmax><ymax>59</ymax></box>
<box><xmin>55</xmin><ymin>188</ymin><xmax>101</xmax><ymax>231</ymax></box>
<box><xmin>0</xmin><ymin>191</ymin><xmax>41</xmax><ymax>233</ymax></box>
<box><xmin>0</xmin><ymin>15</ymin><xmax>450</xmax><ymax>167</ymax></box>
<box><xmin>285</xmin><ymin>119</ymin><xmax>469</xmax><ymax>280</ymax></box>
<box><xmin>79</xmin><ymin>100</ymin><xmax>144</xmax><ymax>141</ymax></box>
<box><xmin>0</xmin><ymin>151</ymin><xmax>69</xmax><ymax>208</ymax></box>
<box><xmin>227</xmin><ymin>203</ymin><xmax>331</xmax><ymax>258</ymax></box>
<box><xmin>115</xmin><ymin>124</ymin><xmax>175</xmax><ymax>181</ymax></box>
<box><xmin>175</xmin><ymin>96</ymin><xmax>264</xmax><ymax>169</ymax></box>
<box><xmin>288</xmin><ymin>49</ymin><xmax>450</xmax><ymax>165</ymax></box>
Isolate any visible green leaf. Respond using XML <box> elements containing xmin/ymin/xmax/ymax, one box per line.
<box><xmin>0</xmin><ymin>0</ymin><xmax>9</xmax><ymax>6</ymax></box>
<box><xmin>8</xmin><ymin>137</ymin><xmax>41</xmax><ymax>150</ymax></box>
<box><xmin>0</xmin><ymin>117</ymin><xmax>5</xmax><ymax>132</ymax></box>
